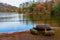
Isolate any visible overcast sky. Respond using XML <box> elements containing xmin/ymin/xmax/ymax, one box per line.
<box><xmin>0</xmin><ymin>0</ymin><xmax>51</xmax><ymax>7</ymax></box>
<box><xmin>0</xmin><ymin>0</ymin><xmax>30</xmax><ymax>7</ymax></box>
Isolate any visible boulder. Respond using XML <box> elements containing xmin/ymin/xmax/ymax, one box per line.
<box><xmin>30</xmin><ymin>24</ymin><xmax>55</xmax><ymax>36</ymax></box>
<box><xmin>36</xmin><ymin>24</ymin><xmax>47</xmax><ymax>30</ymax></box>
<box><xmin>44</xmin><ymin>30</ymin><xmax>55</xmax><ymax>36</ymax></box>
<box><xmin>30</xmin><ymin>29</ymin><xmax>39</xmax><ymax>35</ymax></box>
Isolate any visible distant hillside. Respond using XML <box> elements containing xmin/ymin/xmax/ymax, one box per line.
<box><xmin>0</xmin><ymin>2</ymin><xmax>18</xmax><ymax>12</ymax></box>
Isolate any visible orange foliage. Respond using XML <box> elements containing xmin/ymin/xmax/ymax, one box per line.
<box><xmin>36</xmin><ymin>3</ymin><xmax>45</xmax><ymax>9</ymax></box>
<box><xmin>47</xmin><ymin>3</ymin><xmax>51</xmax><ymax>11</ymax></box>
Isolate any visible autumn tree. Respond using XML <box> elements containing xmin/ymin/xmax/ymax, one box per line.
<box><xmin>36</xmin><ymin>3</ymin><xmax>45</xmax><ymax>13</ymax></box>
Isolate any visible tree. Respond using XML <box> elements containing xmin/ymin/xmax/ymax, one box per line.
<box><xmin>51</xmin><ymin>2</ymin><xmax>60</xmax><ymax>16</ymax></box>
<box><xmin>51</xmin><ymin>2</ymin><xmax>60</xmax><ymax>26</ymax></box>
<box><xmin>28</xmin><ymin>3</ymin><xmax>37</xmax><ymax>12</ymax></box>
<box><xmin>36</xmin><ymin>3</ymin><xmax>45</xmax><ymax>12</ymax></box>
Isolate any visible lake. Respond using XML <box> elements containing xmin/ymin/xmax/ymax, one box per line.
<box><xmin>0</xmin><ymin>12</ymin><xmax>36</xmax><ymax>33</ymax></box>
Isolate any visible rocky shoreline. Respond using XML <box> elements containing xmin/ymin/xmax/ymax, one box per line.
<box><xmin>0</xmin><ymin>27</ymin><xmax>60</xmax><ymax>40</ymax></box>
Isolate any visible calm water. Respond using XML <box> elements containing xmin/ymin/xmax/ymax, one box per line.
<box><xmin>0</xmin><ymin>12</ymin><xmax>36</xmax><ymax>33</ymax></box>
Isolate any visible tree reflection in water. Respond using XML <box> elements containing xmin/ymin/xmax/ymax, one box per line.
<box><xmin>23</xmin><ymin>14</ymin><xmax>46</xmax><ymax>24</ymax></box>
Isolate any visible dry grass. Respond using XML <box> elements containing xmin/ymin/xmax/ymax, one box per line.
<box><xmin>0</xmin><ymin>27</ymin><xmax>60</xmax><ymax>40</ymax></box>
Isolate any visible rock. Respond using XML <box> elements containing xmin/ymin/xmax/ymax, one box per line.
<box><xmin>30</xmin><ymin>29</ymin><xmax>39</xmax><ymax>35</ymax></box>
<box><xmin>30</xmin><ymin>24</ymin><xmax>55</xmax><ymax>36</ymax></box>
<box><xmin>44</xmin><ymin>30</ymin><xmax>55</xmax><ymax>36</ymax></box>
<box><xmin>36</xmin><ymin>24</ymin><xmax>47</xmax><ymax>30</ymax></box>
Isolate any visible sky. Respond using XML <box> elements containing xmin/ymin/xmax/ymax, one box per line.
<box><xmin>0</xmin><ymin>0</ymin><xmax>51</xmax><ymax>7</ymax></box>
<box><xmin>0</xmin><ymin>0</ymin><xmax>30</xmax><ymax>7</ymax></box>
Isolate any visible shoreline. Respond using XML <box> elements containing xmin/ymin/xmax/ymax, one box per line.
<box><xmin>0</xmin><ymin>27</ymin><xmax>60</xmax><ymax>40</ymax></box>
<box><xmin>0</xmin><ymin>30</ymin><xmax>30</xmax><ymax>37</ymax></box>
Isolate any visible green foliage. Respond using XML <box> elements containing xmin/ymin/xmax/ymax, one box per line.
<box><xmin>51</xmin><ymin>2</ymin><xmax>60</xmax><ymax>16</ymax></box>
<box><xmin>28</xmin><ymin>3</ymin><xmax>37</xmax><ymax>12</ymax></box>
<box><xmin>51</xmin><ymin>2</ymin><xmax>60</xmax><ymax>26</ymax></box>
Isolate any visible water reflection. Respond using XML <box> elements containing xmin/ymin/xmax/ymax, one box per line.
<box><xmin>0</xmin><ymin>12</ymin><xmax>19</xmax><ymax>22</ymax></box>
<box><xmin>0</xmin><ymin>12</ymin><xmax>36</xmax><ymax>33</ymax></box>
<box><xmin>0</xmin><ymin>22</ymin><xmax>36</xmax><ymax>33</ymax></box>
<box><xmin>23</xmin><ymin>14</ymin><xmax>46</xmax><ymax>24</ymax></box>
